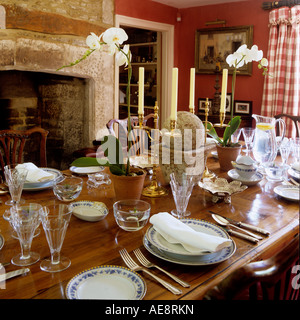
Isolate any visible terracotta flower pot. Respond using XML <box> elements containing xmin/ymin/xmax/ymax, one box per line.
<box><xmin>110</xmin><ymin>167</ymin><xmax>146</xmax><ymax>200</ymax></box>
<box><xmin>216</xmin><ymin>144</ymin><xmax>242</xmax><ymax>172</ymax></box>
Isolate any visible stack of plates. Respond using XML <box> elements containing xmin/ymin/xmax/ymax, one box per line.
<box><xmin>288</xmin><ymin>166</ymin><xmax>300</xmax><ymax>182</ymax></box>
<box><xmin>23</xmin><ymin>168</ymin><xmax>63</xmax><ymax>191</ymax></box>
<box><xmin>143</xmin><ymin>218</ymin><xmax>236</xmax><ymax>266</ymax></box>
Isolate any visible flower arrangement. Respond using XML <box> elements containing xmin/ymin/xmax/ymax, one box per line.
<box><xmin>59</xmin><ymin>27</ymin><xmax>139</xmax><ymax>176</ymax></box>
<box><xmin>207</xmin><ymin>44</ymin><xmax>269</xmax><ymax>147</ymax></box>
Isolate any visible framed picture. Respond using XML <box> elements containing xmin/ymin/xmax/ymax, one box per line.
<box><xmin>195</xmin><ymin>25</ymin><xmax>253</xmax><ymax>75</ymax></box>
<box><xmin>198</xmin><ymin>98</ymin><xmax>212</xmax><ymax>112</ymax></box>
<box><xmin>234</xmin><ymin>100</ymin><xmax>252</xmax><ymax>115</ymax></box>
<box><xmin>225</xmin><ymin>93</ymin><xmax>232</xmax><ymax>114</ymax></box>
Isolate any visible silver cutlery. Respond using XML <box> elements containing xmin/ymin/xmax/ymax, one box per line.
<box><xmin>209</xmin><ymin>211</ymin><xmax>270</xmax><ymax>236</ymax></box>
<box><xmin>211</xmin><ymin>213</ymin><xmax>263</xmax><ymax>240</ymax></box>
<box><xmin>119</xmin><ymin>248</ymin><xmax>182</xmax><ymax>295</ymax></box>
<box><xmin>0</xmin><ymin>268</ymin><xmax>30</xmax><ymax>282</ymax></box>
<box><xmin>225</xmin><ymin>228</ymin><xmax>259</xmax><ymax>243</ymax></box>
<box><xmin>133</xmin><ymin>248</ymin><xmax>190</xmax><ymax>288</ymax></box>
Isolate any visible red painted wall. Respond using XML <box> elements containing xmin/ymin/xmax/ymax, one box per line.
<box><xmin>115</xmin><ymin>0</ymin><xmax>270</xmax><ymax>115</ymax></box>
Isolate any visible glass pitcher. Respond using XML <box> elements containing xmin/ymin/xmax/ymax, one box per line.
<box><xmin>252</xmin><ymin>114</ymin><xmax>286</xmax><ymax>165</ymax></box>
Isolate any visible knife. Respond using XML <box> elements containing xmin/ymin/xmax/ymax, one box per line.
<box><xmin>0</xmin><ymin>268</ymin><xmax>30</xmax><ymax>282</ymax></box>
<box><xmin>209</xmin><ymin>211</ymin><xmax>270</xmax><ymax>236</ymax></box>
<box><xmin>226</xmin><ymin>228</ymin><xmax>259</xmax><ymax>243</ymax></box>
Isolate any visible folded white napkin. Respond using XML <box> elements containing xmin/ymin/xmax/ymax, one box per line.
<box><xmin>149</xmin><ymin>212</ymin><xmax>232</xmax><ymax>254</ymax></box>
<box><xmin>16</xmin><ymin>163</ymin><xmax>55</xmax><ymax>183</ymax></box>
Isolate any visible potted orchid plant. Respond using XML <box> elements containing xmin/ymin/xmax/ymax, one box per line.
<box><xmin>59</xmin><ymin>27</ymin><xmax>141</xmax><ymax>177</ymax></box>
<box><xmin>206</xmin><ymin>44</ymin><xmax>269</xmax><ymax>170</ymax></box>
<box><xmin>59</xmin><ymin>27</ymin><xmax>146</xmax><ymax>198</ymax></box>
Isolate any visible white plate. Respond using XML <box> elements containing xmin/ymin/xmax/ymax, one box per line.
<box><xmin>211</xmin><ymin>151</ymin><xmax>218</xmax><ymax>159</ymax></box>
<box><xmin>227</xmin><ymin>169</ymin><xmax>263</xmax><ymax>186</ymax></box>
<box><xmin>70</xmin><ymin>201</ymin><xmax>109</xmax><ymax>222</ymax></box>
<box><xmin>23</xmin><ymin>168</ymin><xmax>63</xmax><ymax>191</ymax></box>
<box><xmin>143</xmin><ymin>236</ymin><xmax>236</xmax><ymax>266</ymax></box>
<box><xmin>65</xmin><ymin>265</ymin><xmax>146</xmax><ymax>300</ymax></box>
<box><xmin>274</xmin><ymin>185</ymin><xmax>300</xmax><ymax>201</ymax></box>
<box><xmin>288</xmin><ymin>167</ymin><xmax>300</xmax><ymax>181</ymax></box>
<box><xmin>146</xmin><ymin>218</ymin><xmax>231</xmax><ymax>257</ymax></box>
<box><xmin>0</xmin><ymin>234</ymin><xmax>4</xmax><ymax>250</ymax></box>
<box><xmin>69</xmin><ymin>166</ymin><xmax>104</xmax><ymax>175</ymax></box>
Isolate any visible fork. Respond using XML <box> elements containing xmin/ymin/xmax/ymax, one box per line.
<box><xmin>133</xmin><ymin>248</ymin><xmax>190</xmax><ymax>287</ymax></box>
<box><xmin>119</xmin><ymin>248</ymin><xmax>182</xmax><ymax>295</ymax></box>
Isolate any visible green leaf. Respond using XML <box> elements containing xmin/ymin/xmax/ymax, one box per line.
<box><xmin>71</xmin><ymin>157</ymin><xmax>103</xmax><ymax>167</ymax></box>
<box><xmin>206</xmin><ymin>122</ymin><xmax>222</xmax><ymax>144</ymax></box>
<box><xmin>109</xmin><ymin>164</ymin><xmax>126</xmax><ymax>176</ymax></box>
<box><xmin>223</xmin><ymin>116</ymin><xmax>241</xmax><ymax>146</ymax></box>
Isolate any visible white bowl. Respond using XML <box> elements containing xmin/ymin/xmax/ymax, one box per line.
<box><xmin>70</xmin><ymin>201</ymin><xmax>109</xmax><ymax>222</ymax></box>
<box><xmin>231</xmin><ymin>161</ymin><xmax>257</xmax><ymax>179</ymax></box>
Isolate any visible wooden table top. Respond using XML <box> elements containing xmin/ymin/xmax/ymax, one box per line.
<box><xmin>0</xmin><ymin>156</ymin><xmax>299</xmax><ymax>300</ymax></box>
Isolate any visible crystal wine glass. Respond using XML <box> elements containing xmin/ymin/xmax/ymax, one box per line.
<box><xmin>231</xmin><ymin>128</ymin><xmax>241</xmax><ymax>144</ymax></box>
<box><xmin>10</xmin><ymin>203</ymin><xmax>41</xmax><ymax>266</ymax></box>
<box><xmin>170</xmin><ymin>172</ymin><xmax>194</xmax><ymax>218</ymax></box>
<box><xmin>4</xmin><ymin>164</ymin><xmax>28</xmax><ymax>206</ymax></box>
<box><xmin>39</xmin><ymin>204</ymin><xmax>72</xmax><ymax>272</ymax></box>
<box><xmin>242</xmin><ymin>127</ymin><xmax>255</xmax><ymax>156</ymax></box>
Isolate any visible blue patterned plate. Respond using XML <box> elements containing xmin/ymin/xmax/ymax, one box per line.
<box><xmin>143</xmin><ymin>236</ymin><xmax>236</xmax><ymax>266</ymax></box>
<box><xmin>146</xmin><ymin>218</ymin><xmax>231</xmax><ymax>256</ymax></box>
<box><xmin>23</xmin><ymin>168</ymin><xmax>63</xmax><ymax>191</ymax></box>
<box><xmin>65</xmin><ymin>265</ymin><xmax>146</xmax><ymax>300</ymax></box>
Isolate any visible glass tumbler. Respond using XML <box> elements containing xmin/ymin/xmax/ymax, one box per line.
<box><xmin>39</xmin><ymin>204</ymin><xmax>72</xmax><ymax>272</ymax></box>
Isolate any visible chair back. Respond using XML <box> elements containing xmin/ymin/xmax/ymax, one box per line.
<box><xmin>203</xmin><ymin>233</ymin><xmax>299</xmax><ymax>300</ymax></box>
<box><xmin>106</xmin><ymin>114</ymin><xmax>156</xmax><ymax>157</ymax></box>
<box><xmin>0</xmin><ymin>127</ymin><xmax>48</xmax><ymax>180</ymax></box>
<box><xmin>274</xmin><ymin>113</ymin><xmax>300</xmax><ymax>137</ymax></box>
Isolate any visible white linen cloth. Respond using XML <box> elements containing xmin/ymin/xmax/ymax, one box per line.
<box><xmin>16</xmin><ymin>163</ymin><xmax>55</xmax><ymax>183</ymax></box>
<box><xmin>149</xmin><ymin>212</ymin><xmax>232</xmax><ymax>254</ymax></box>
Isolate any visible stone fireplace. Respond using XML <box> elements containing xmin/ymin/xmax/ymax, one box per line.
<box><xmin>0</xmin><ymin>1</ymin><xmax>115</xmax><ymax>169</ymax></box>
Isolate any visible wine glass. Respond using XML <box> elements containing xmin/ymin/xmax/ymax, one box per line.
<box><xmin>241</xmin><ymin>128</ymin><xmax>255</xmax><ymax>156</ymax></box>
<box><xmin>9</xmin><ymin>203</ymin><xmax>41</xmax><ymax>266</ymax></box>
<box><xmin>231</xmin><ymin>128</ymin><xmax>241</xmax><ymax>144</ymax></box>
<box><xmin>4</xmin><ymin>164</ymin><xmax>28</xmax><ymax>206</ymax></box>
<box><xmin>39</xmin><ymin>204</ymin><xmax>72</xmax><ymax>272</ymax></box>
<box><xmin>170</xmin><ymin>172</ymin><xmax>194</xmax><ymax>218</ymax></box>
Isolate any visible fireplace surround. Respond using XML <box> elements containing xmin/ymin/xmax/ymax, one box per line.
<box><xmin>0</xmin><ymin>2</ymin><xmax>114</xmax><ymax>169</ymax></box>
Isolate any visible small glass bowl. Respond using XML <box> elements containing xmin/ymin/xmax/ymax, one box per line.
<box><xmin>87</xmin><ymin>173</ymin><xmax>111</xmax><ymax>188</ymax></box>
<box><xmin>53</xmin><ymin>175</ymin><xmax>83</xmax><ymax>201</ymax></box>
<box><xmin>265</xmin><ymin>163</ymin><xmax>286</xmax><ymax>181</ymax></box>
<box><xmin>113</xmin><ymin>199</ymin><xmax>151</xmax><ymax>232</ymax></box>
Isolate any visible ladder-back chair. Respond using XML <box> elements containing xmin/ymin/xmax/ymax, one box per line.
<box><xmin>275</xmin><ymin>113</ymin><xmax>300</xmax><ymax>138</ymax></box>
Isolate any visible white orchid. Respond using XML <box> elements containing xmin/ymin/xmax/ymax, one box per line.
<box><xmin>102</xmin><ymin>27</ymin><xmax>128</xmax><ymax>47</ymax></box>
<box><xmin>116</xmin><ymin>44</ymin><xmax>131</xmax><ymax>67</ymax></box>
<box><xmin>86</xmin><ymin>32</ymin><xmax>101</xmax><ymax>50</ymax></box>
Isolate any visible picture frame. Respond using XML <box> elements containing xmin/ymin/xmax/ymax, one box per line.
<box><xmin>198</xmin><ymin>98</ymin><xmax>212</xmax><ymax>112</ymax></box>
<box><xmin>234</xmin><ymin>100</ymin><xmax>252</xmax><ymax>115</ymax></box>
<box><xmin>195</xmin><ymin>25</ymin><xmax>253</xmax><ymax>75</ymax></box>
<box><xmin>225</xmin><ymin>93</ymin><xmax>232</xmax><ymax>114</ymax></box>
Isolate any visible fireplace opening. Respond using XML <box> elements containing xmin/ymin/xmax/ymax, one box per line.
<box><xmin>0</xmin><ymin>70</ymin><xmax>90</xmax><ymax>170</ymax></box>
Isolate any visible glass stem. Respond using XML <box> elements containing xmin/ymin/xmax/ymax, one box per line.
<box><xmin>51</xmin><ymin>251</ymin><xmax>61</xmax><ymax>265</ymax></box>
<box><xmin>20</xmin><ymin>242</ymin><xmax>31</xmax><ymax>260</ymax></box>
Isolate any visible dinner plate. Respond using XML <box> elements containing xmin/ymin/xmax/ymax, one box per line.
<box><xmin>274</xmin><ymin>185</ymin><xmax>300</xmax><ymax>201</ymax></box>
<box><xmin>143</xmin><ymin>237</ymin><xmax>236</xmax><ymax>266</ymax></box>
<box><xmin>70</xmin><ymin>201</ymin><xmax>109</xmax><ymax>222</ymax></box>
<box><xmin>0</xmin><ymin>234</ymin><xmax>4</xmax><ymax>251</ymax></box>
<box><xmin>288</xmin><ymin>167</ymin><xmax>300</xmax><ymax>181</ymax></box>
<box><xmin>129</xmin><ymin>155</ymin><xmax>153</xmax><ymax>169</ymax></box>
<box><xmin>145</xmin><ymin>218</ymin><xmax>231</xmax><ymax>257</ymax></box>
<box><xmin>23</xmin><ymin>168</ymin><xmax>63</xmax><ymax>191</ymax></box>
<box><xmin>69</xmin><ymin>166</ymin><xmax>104</xmax><ymax>175</ymax></box>
<box><xmin>211</xmin><ymin>151</ymin><xmax>218</xmax><ymax>159</ymax></box>
<box><xmin>227</xmin><ymin>169</ymin><xmax>263</xmax><ymax>186</ymax></box>
<box><xmin>65</xmin><ymin>265</ymin><xmax>146</xmax><ymax>300</ymax></box>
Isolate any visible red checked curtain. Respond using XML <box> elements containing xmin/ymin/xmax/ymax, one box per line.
<box><xmin>261</xmin><ymin>5</ymin><xmax>300</xmax><ymax>138</ymax></box>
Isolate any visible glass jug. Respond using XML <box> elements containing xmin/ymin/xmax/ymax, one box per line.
<box><xmin>252</xmin><ymin>114</ymin><xmax>286</xmax><ymax>165</ymax></box>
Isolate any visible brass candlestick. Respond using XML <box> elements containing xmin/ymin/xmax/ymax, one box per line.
<box><xmin>202</xmin><ymin>98</ymin><xmax>216</xmax><ymax>179</ymax></box>
<box><xmin>214</xmin><ymin>110</ymin><xmax>229</xmax><ymax>128</ymax></box>
<box><xmin>142</xmin><ymin>102</ymin><xmax>168</xmax><ymax>197</ymax></box>
<box><xmin>170</xmin><ymin>119</ymin><xmax>176</xmax><ymax>131</ymax></box>
<box><xmin>138</xmin><ymin>112</ymin><xmax>144</xmax><ymax>128</ymax></box>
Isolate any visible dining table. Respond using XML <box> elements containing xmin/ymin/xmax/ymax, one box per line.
<box><xmin>0</xmin><ymin>154</ymin><xmax>299</xmax><ymax>301</ymax></box>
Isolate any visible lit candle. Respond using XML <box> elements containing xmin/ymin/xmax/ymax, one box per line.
<box><xmin>170</xmin><ymin>67</ymin><xmax>178</xmax><ymax>121</ymax></box>
<box><xmin>220</xmin><ymin>68</ymin><xmax>228</xmax><ymax>113</ymax></box>
<box><xmin>189</xmin><ymin>68</ymin><xmax>195</xmax><ymax>111</ymax></box>
<box><xmin>138</xmin><ymin>67</ymin><xmax>144</xmax><ymax>114</ymax></box>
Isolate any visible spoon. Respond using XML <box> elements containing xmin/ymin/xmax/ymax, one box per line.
<box><xmin>212</xmin><ymin>214</ymin><xmax>263</xmax><ymax>240</ymax></box>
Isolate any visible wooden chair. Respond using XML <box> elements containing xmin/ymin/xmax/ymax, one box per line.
<box><xmin>0</xmin><ymin>127</ymin><xmax>49</xmax><ymax>180</ymax></box>
<box><xmin>275</xmin><ymin>113</ymin><xmax>300</xmax><ymax>137</ymax></box>
<box><xmin>203</xmin><ymin>234</ymin><xmax>299</xmax><ymax>300</ymax></box>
